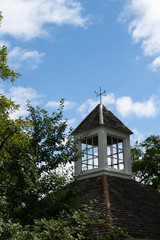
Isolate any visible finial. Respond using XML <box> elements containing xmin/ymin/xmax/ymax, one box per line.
<box><xmin>95</xmin><ymin>87</ymin><xmax>106</xmax><ymax>104</ymax></box>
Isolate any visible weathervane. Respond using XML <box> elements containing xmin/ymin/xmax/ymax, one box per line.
<box><xmin>95</xmin><ymin>87</ymin><xmax>106</xmax><ymax>104</ymax></box>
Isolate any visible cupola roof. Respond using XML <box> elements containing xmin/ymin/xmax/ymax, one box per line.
<box><xmin>73</xmin><ymin>104</ymin><xmax>133</xmax><ymax>134</ymax></box>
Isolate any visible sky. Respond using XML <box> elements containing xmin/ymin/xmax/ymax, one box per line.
<box><xmin>1</xmin><ymin>0</ymin><xmax>160</xmax><ymax>146</ymax></box>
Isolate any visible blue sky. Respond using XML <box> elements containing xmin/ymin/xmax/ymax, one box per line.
<box><xmin>1</xmin><ymin>0</ymin><xmax>160</xmax><ymax>145</ymax></box>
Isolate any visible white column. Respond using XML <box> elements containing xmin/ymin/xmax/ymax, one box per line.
<box><xmin>124</xmin><ymin>135</ymin><xmax>132</xmax><ymax>174</ymax></box>
<box><xmin>75</xmin><ymin>141</ymin><xmax>82</xmax><ymax>176</ymax></box>
<box><xmin>98</xmin><ymin>127</ymin><xmax>107</xmax><ymax>169</ymax></box>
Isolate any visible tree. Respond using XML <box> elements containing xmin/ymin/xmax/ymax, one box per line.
<box><xmin>0</xmin><ymin>11</ymin><xmax>21</xmax><ymax>83</ymax></box>
<box><xmin>131</xmin><ymin>135</ymin><xmax>160</xmax><ymax>190</ymax></box>
<box><xmin>0</xmin><ymin>11</ymin><xmax>79</xmax><ymax>225</ymax></box>
<box><xmin>27</xmin><ymin>101</ymin><xmax>78</xmax><ymax>172</ymax></box>
<box><xmin>0</xmin><ymin>96</ymin><xmax>79</xmax><ymax>224</ymax></box>
<box><xmin>0</xmin><ymin>13</ymin><xmax>37</xmax><ymax>223</ymax></box>
<box><xmin>0</xmin><ymin>95</ymin><xmax>39</xmax><ymax>223</ymax></box>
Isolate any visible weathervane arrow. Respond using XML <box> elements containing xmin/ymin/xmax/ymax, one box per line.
<box><xmin>95</xmin><ymin>87</ymin><xmax>106</xmax><ymax>104</ymax></box>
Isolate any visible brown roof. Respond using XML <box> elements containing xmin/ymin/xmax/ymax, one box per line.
<box><xmin>73</xmin><ymin>104</ymin><xmax>133</xmax><ymax>134</ymax></box>
<box><xmin>77</xmin><ymin>175</ymin><xmax>160</xmax><ymax>239</ymax></box>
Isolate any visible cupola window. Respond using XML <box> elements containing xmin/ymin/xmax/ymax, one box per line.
<box><xmin>81</xmin><ymin>136</ymin><xmax>99</xmax><ymax>171</ymax></box>
<box><xmin>107</xmin><ymin>136</ymin><xmax>124</xmax><ymax>170</ymax></box>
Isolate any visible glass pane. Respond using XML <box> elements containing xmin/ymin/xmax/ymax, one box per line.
<box><xmin>112</xmin><ymin>153</ymin><xmax>117</xmax><ymax>160</ymax></box>
<box><xmin>119</xmin><ymin>163</ymin><xmax>124</xmax><ymax>170</ymax></box>
<box><xmin>107</xmin><ymin>136</ymin><xmax>111</xmax><ymax>146</ymax></box>
<box><xmin>107</xmin><ymin>146</ymin><xmax>111</xmax><ymax>156</ymax></box>
<box><xmin>82</xmin><ymin>154</ymin><xmax>87</xmax><ymax>161</ymax></box>
<box><xmin>113</xmin><ymin>138</ymin><xmax>117</xmax><ymax>146</ymax></box>
<box><xmin>88</xmin><ymin>148</ymin><xmax>92</xmax><ymax>155</ymax></box>
<box><xmin>93</xmin><ymin>136</ymin><xmax>98</xmax><ymax>146</ymax></box>
<box><xmin>94</xmin><ymin>147</ymin><xmax>98</xmax><ymax>156</ymax></box>
<box><xmin>82</xmin><ymin>164</ymin><xmax>87</xmax><ymax>171</ymax></box>
<box><xmin>88</xmin><ymin>159</ymin><xmax>92</xmax><ymax>165</ymax></box>
<box><xmin>82</xmin><ymin>159</ymin><xmax>87</xmax><ymax>164</ymax></box>
<box><xmin>113</xmin><ymin>158</ymin><xmax>117</xmax><ymax>165</ymax></box>
<box><xmin>87</xmin><ymin>138</ymin><xmax>92</xmax><ymax>146</ymax></box>
<box><xmin>119</xmin><ymin>152</ymin><xmax>123</xmax><ymax>160</ymax></box>
<box><xmin>94</xmin><ymin>157</ymin><xmax>98</xmax><ymax>166</ymax></box>
<box><xmin>118</xmin><ymin>139</ymin><xmax>123</xmax><ymax>149</ymax></box>
<box><xmin>81</xmin><ymin>143</ymin><xmax>86</xmax><ymax>151</ymax></box>
<box><xmin>118</xmin><ymin>148</ymin><xmax>123</xmax><ymax>153</ymax></box>
<box><xmin>81</xmin><ymin>139</ymin><xmax>86</xmax><ymax>144</ymax></box>
<box><xmin>88</xmin><ymin>165</ymin><xmax>93</xmax><ymax>170</ymax></box>
<box><xmin>119</xmin><ymin>159</ymin><xmax>124</xmax><ymax>164</ymax></box>
<box><xmin>108</xmin><ymin>157</ymin><xmax>111</xmax><ymax>166</ymax></box>
<box><xmin>94</xmin><ymin>165</ymin><xmax>98</xmax><ymax>169</ymax></box>
<box><xmin>113</xmin><ymin>165</ymin><xmax>118</xmax><ymax>169</ymax></box>
<box><xmin>113</xmin><ymin>147</ymin><xmax>117</xmax><ymax>154</ymax></box>
<box><xmin>81</xmin><ymin>136</ymin><xmax>99</xmax><ymax>171</ymax></box>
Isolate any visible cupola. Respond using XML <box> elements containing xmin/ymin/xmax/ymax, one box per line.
<box><xmin>73</xmin><ymin>103</ymin><xmax>133</xmax><ymax>179</ymax></box>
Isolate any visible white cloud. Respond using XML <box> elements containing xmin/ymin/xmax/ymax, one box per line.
<box><xmin>1</xmin><ymin>86</ymin><xmax>43</xmax><ymax>119</ymax></box>
<box><xmin>0</xmin><ymin>39</ymin><xmax>10</xmax><ymax>48</ymax></box>
<box><xmin>119</xmin><ymin>0</ymin><xmax>160</xmax><ymax>70</ymax></box>
<box><xmin>148</xmin><ymin>56</ymin><xmax>160</xmax><ymax>72</ymax></box>
<box><xmin>0</xmin><ymin>0</ymin><xmax>89</xmax><ymax>40</ymax></box>
<box><xmin>102</xmin><ymin>93</ymin><xmax>115</xmax><ymax>105</ymax></box>
<box><xmin>66</xmin><ymin>118</ymin><xmax>77</xmax><ymax>130</ymax></box>
<box><xmin>116</xmin><ymin>96</ymin><xmax>157</xmax><ymax>118</ymax></box>
<box><xmin>67</xmin><ymin>118</ymin><xmax>76</xmax><ymax>125</ymax></box>
<box><xmin>78</xmin><ymin>94</ymin><xmax>159</xmax><ymax>119</ymax></box>
<box><xmin>46</xmin><ymin>100</ymin><xmax>76</xmax><ymax>110</ymax></box>
<box><xmin>8</xmin><ymin>46</ymin><xmax>45</xmax><ymax>69</ymax></box>
<box><xmin>78</xmin><ymin>98</ymin><xmax>98</xmax><ymax>117</ymax></box>
<box><xmin>131</xmin><ymin>128</ymin><xmax>144</xmax><ymax>145</ymax></box>
<box><xmin>78</xmin><ymin>93</ymin><xmax>115</xmax><ymax>117</ymax></box>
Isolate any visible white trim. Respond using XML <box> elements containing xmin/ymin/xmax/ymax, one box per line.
<box><xmin>76</xmin><ymin>168</ymin><xmax>132</xmax><ymax>180</ymax></box>
<box><xmin>99</xmin><ymin>104</ymin><xmax>104</xmax><ymax>125</ymax></box>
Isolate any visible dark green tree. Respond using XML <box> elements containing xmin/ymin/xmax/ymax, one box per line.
<box><xmin>0</xmin><ymin>96</ymin><xmax>79</xmax><ymax>224</ymax></box>
<box><xmin>0</xmin><ymin>95</ymin><xmax>39</xmax><ymax>222</ymax></box>
<box><xmin>131</xmin><ymin>135</ymin><xmax>160</xmax><ymax>190</ymax></box>
<box><xmin>27</xmin><ymin>101</ymin><xmax>77</xmax><ymax>173</ymax></box>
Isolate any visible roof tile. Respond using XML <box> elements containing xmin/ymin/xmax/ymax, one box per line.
<box><xmin>73</xmin><ymin>104</ymin><xmax>133</xmax><ymax>134</ymax></box>
<box><xmin>77</xmin><ymin>175</ymin><xmax>160</xmax><ymax>239</ymax></box>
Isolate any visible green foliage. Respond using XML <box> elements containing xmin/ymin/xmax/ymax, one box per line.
<box><xmin>131</xmin><ymin>135</ymin><xmax>160</xmax><ymax>190</ymax></box>
<box><xmin>27</xmin><ymin>100</ymin><xmax>78</xmax><ymax>173</ymax></box>
<box><xmin>108</xmin><ymin>225</ymin><xmax>129</xmax><ymax>240</ymax></box>
<box><xmin>0</xmin><ymin>45</ymin><xmax>21</xmax><ymax>82</ymax></box>
<box><xmin>0</xmin><ymin>95</ymin><xmax>39</xmax><ymax>223</ymax></box>
<box><xmin>0</xmin><ymin>12</ymin><xmax>3</xmax><ymax>26</ymax></box>
<box><xmin>0</xmin><ymin>203</ymin><xmax>128</xmax><ymax>240</ymax></box>
<box><xmin>0</xmin><ymin>12</ymin><xmax>21</xmax><ymax>83</ymax></box>
<box><xmin>0</xmin><ymin>96</ymin><xmax>79</xmax><ymax>224</ymax></box>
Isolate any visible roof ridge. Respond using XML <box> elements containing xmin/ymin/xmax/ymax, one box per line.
<box><xmin>73</xmin><ymin>104</ymin><xmax>100</xmax><ymax>134</ymax></box>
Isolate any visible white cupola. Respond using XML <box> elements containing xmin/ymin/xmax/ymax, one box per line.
<box><xmin>73</xmin><ymin>103</ymin><xmax>133</xmax><ymax>179</ymax></box>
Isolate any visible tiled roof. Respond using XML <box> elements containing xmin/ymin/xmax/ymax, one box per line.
<box><xmin>77</xmin><ymin>175</ymin><xmax>160</xmax><ymax>239</ymax></box>
<box><xmin>73</xmin><ymin>104</ymin><xmax>133</xmax><ymax>134</ymax></box>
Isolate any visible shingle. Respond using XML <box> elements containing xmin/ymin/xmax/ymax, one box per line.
<box><xmin>77</xmin><ymin>175</ymin><xmax>160</xmax><ymax>239</ymax></box>
<box><xmin>73</xmin><ymin>104</ymin><xmax>133</xmax><ymax>134</ymax></box>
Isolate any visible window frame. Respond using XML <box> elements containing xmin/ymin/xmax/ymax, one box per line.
<box><xmin>107</xmin><ymin>135</ymin><xmax>125</xmax><ymax>170</ymax></box>
<box><xmin>81</xmin><ymin>135</ymin><xmax>99</xmax><ymax>171</ymax></box>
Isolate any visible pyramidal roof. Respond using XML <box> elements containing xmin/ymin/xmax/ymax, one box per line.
<box><xmin>73</xmin><ymin>104</ymin><xmax>133</xmax><ymax>134</ymax></box>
